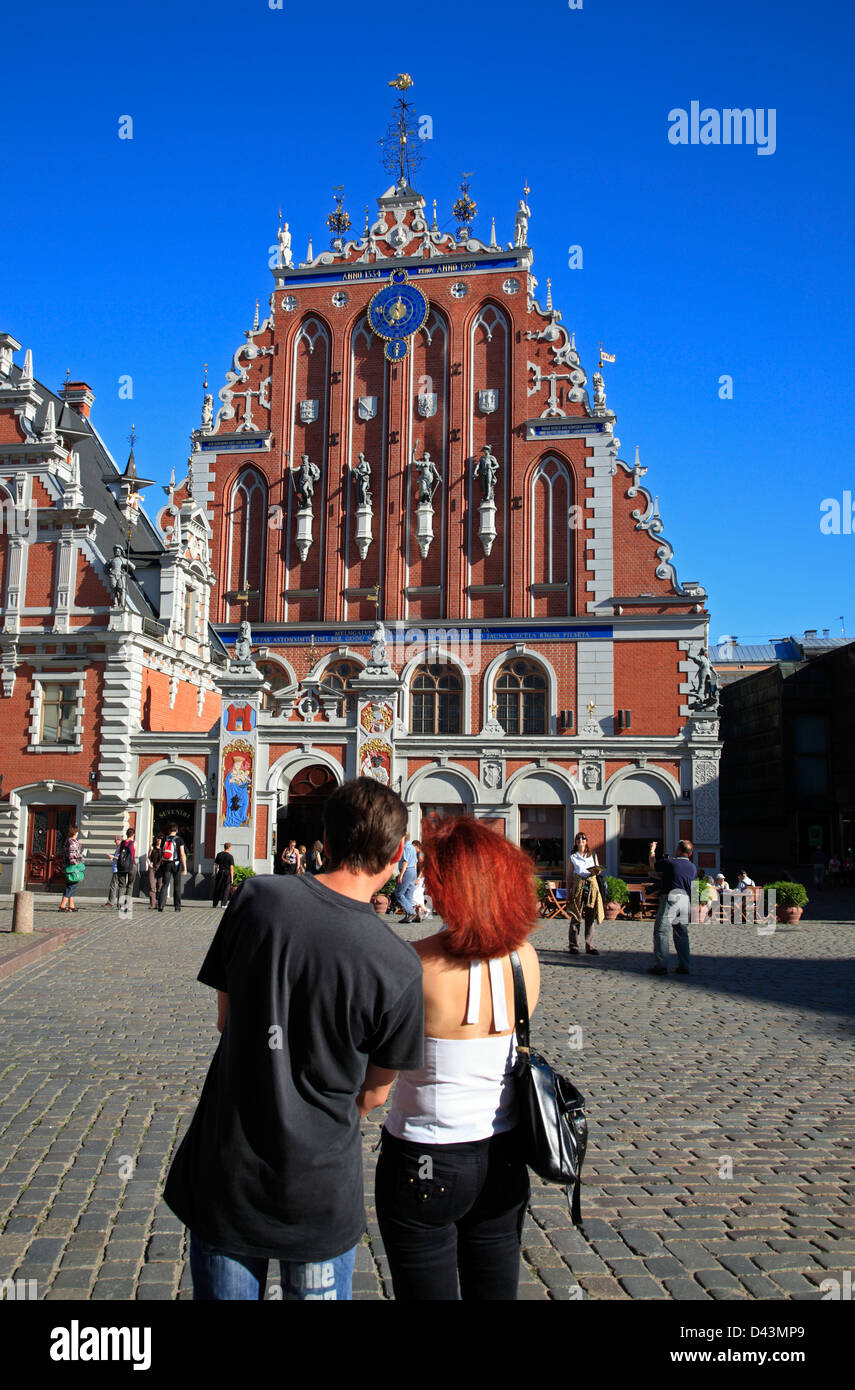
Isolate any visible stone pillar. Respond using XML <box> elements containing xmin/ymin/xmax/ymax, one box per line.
<box><xmin>12</xmin><ymin>890</ymin><xmax>34</xmax><ymax>934</ymax></box>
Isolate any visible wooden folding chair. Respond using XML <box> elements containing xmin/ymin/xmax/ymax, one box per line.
<box><xmin>541</xmin><ymin>880</ymin><xmax>571</xmax><ymax>920</ymax></box>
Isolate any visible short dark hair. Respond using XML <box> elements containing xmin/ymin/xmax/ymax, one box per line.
<box><xmin>168</xmin><ymin>823</ymin><xmax>178</xmax><ymax>834</ymax></box>
<box><xmin>677</xmin><ymin>839</ymin><xmax>693</xmax><ymax>856</ymax></box>
<box><xmin>323</xmin><ymin>778</ymin><xmax>407</xmax><ymax>874</ymax></box>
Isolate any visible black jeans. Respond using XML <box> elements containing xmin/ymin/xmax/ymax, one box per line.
<box><xmin>158</xmin><ymin>867</ymin><xmax>182</xmax><ymax>911</ymax></box>
<box><xmin>375</xmin><ymin>1127</ymin><xmax>529</xmax><ymax>1301</ymax></box>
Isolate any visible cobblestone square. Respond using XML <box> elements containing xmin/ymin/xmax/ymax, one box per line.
<box><xmin>0</xmin><ymin>902</ymin><xmax>853</xmax><ymax>1301</ymax></box>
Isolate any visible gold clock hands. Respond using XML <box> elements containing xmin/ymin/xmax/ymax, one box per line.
<box><xmin>387</xmin><ymin>295</ymin><xmax>407</xmax><ymax>323</ymax></box>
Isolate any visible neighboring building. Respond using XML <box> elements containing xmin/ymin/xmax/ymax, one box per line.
<box><xmin>711</xmin><ymin>631</ymin><xmax>850</xmax><ymax>687</ymax></box>
<box><xmin>0</xmin><ymin>334</ymin><xmax>222</xmax><ymax>897</ymax></box>
<box><xmin>184</xmin><ymin>89</ymin><xmax>722</xmax><ymax>880</ymax></box>
<box><xmin>719</xmin><ymin>639</ymin><xmax>855</xmax><ymax>879</ymax></box>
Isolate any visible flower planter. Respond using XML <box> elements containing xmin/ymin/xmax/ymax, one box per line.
<box><xmin>371</xmin><ymin>893</ymin><xmax>390</xmax><ymax>915</ymax></box>
<box><xmin>604</xmin><ymin>902</ymin><xmax>624</xmax><ymax>920</ymax></box>
<box><xmin>777</xmin><ymin>904</ymin><xmax>804</xmax><ymax>924</ymax></box>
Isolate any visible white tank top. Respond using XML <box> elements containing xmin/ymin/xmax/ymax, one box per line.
<box><xmin>385</xmin><ymin>955</ymin><xmax>518</xmax><ymax>1144</ymax></box>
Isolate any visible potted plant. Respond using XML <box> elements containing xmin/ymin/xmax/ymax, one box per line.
<box><xmin>371</xmin><ymin>875</ymin><xmax>398</xmax><ymax>915</ymax></box>
<box><xmin>535</xmin><ymin>878</ymin><xmax>550</xmax><ymax>916</ymax></box>
<box><xmin>692</xmin><ymin>874</ymin><xmax>713</xmax><ymax>923</ymax></box>
<box><xmin>229</xmin><ymin>865</ymin><xmax>256</xmax><ymax>899</ymax></box>
<box><xmin>603</xmin><ymin>876</ymin><xmax>628</xmax><ymax>920</ymax></box>
<box><xmin>766</xmin><ymin>880</ymin><xmax>809</xmax><ymax>924</ymax></box>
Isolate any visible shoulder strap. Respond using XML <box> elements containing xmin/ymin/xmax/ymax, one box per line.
<box><xmin>510</xmin><ymin>950</ymin><xmax>530</xmax><ymax>1053</ymax></box>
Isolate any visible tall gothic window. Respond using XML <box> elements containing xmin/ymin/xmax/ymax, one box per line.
<box><xmin>226</xmin><ymin>468</ymin><xmax>267</xmax><ymax>619</ymax></box>
<box><xmin>530</xmin><ymin>456</ymin><xmax>572</xmax><ymax>586</ymax></box>
<box><xmin>411</xmin><ymin>664</ymin><xmax>462</xmax><ymax>735</ymax></box>
<box><xmin>495</xmin><ymin>659</ymin><xmax>547</xmax><ymax>735</ymax></box>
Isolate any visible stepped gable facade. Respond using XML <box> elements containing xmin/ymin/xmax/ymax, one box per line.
<box><xmin>0</xmin><ymin>335</ymin><xmax>222</xmax><ymax>897</ymax></box>
<box><xmin>190</xmin><ymin>167</ymin><xmax>722</xmax><ymax>878</ymax></box>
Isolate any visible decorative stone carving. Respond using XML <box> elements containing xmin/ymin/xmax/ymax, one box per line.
<box><xmin>277</xmin><ymin>221</ymin><xmax>293</xmax><ymax>268</ymax></box>
<box><xmin>582</xmin><ymin>763</ymin><xmax>602</xmax><ymax>791</ymax></box>
<box><xmin>357</xmin><ymin>395</ymin><xmax>377</xmax><ymax>421</ymax></box>
<box><xmin>105</xmin><ymin>546</ymin><xmax>135</xmax><ymax>608</ymax></box>
<box><xmin>417</xmin><ymin>392</ymin><xmax>437</xmax><ymax>418</ymax></box>
<box><xmin>231</xmin><ymin>620</ymin><xmax>254</xmax><ymax>671</ymax></box>
<box><xmin>367</xmin><ymin>621</ymin><xmax>393</xmax><ymax>674</ymax></box>
<box><xmin>692</xmin><ymin>756</ymin><xmax>720</xmax><ymax>843</ymax></box>
<box><xmin>688</xmin><ymin>647</ymin><xmax>720</xmax><ymax>710</ymax></box>
<box><xmin>474</xmin><ymin>445</ymin><xmax>499</xmax><ymax>503</ymax></box>
<box><xmin>514</xmin><ymin>196</ymin><xmax>531</xmax><ymax>247</ymax></box>
<box><xmin>482</xmin><ymin>760</ymin><xmax>503</xmax><ymax>790</ymax></box>
<box><xmin>478</xmin><ymin>389</ymin><xmax>499</xmax><ymax>414</ymax></box>
<box><xmin>412</xmin><ymin>443</ymin><xmax>441</xmax><ymax>504</ymax></box>
<box><xmin>350</xmin><ymin>452</ymin><xmax>372</xmax><ymax>509</ymax></box>
<box><xmin>299</xmin><ymin>399</ymin><xmax>318</xmax><ymax>424</ymax></box>
<box><xmin>294</xmin><ymin>455</ymin><xmax>320</xmax><ymax>509</ymax></box>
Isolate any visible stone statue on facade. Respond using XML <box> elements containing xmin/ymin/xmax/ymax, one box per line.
<box><xmin>514</xmin><ymin>196</ymin><xmax>531</xmax><ymax>248</ymax></box>
<box><xmin>412</xmin><ymin>444</ymin><xmax>441</xmax><ymax>504</ymax></box>
<box><xmin>106</xmin><ymin>545</ymin><xmax>135</xmax><ymax>608</ymax></box>
<box><xmin>231</xmin><ymin>619</ymin><xmax>254</xmax><ymax>671</ymax></box>
<box><xmin>689</xmin><ymin>647</ymin><xmax>719</xmax><ymax>708</ymax></box>
<box><xmin>350</xmin><ymin>452</ymin><xmax>372</xmax><ymax>508</ymax></box>
<box><xmin>368</xmin><ymin>620</ymin><xmax>391</xmax><ymax>672</ymax></box>
<box><xmin>294</xmin><ymin>454</ymin><xmax>321</xmax><ymax>509</ymax></box>
<box><xmin>201</xmin><ymin>393</ymin><xmax>213</xmax><ymax>431</ymax></box>
<box><xmin>278</xmin><ymin>221</ymin><xmax>293</xmax><ymax>268</ymax></box>
<box><xmin>474</xmin><ymin>444</ymin><xmax>500</xmax><ymax>502</ymax></box>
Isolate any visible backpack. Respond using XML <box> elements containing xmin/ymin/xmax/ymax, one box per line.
<box><xmin>149</xmin><ymin>845</ymin><xmax>162</xmax><ymax>871</ymax></box>
<box><xmin>117</xmin><ymin>841</ymin><xmax>134</xmax><ymax>874</ymax></box>
<box><xmin>161</xmin><ymin>836</ymin><xmax>179</xmax><ymax>865</ymax></box>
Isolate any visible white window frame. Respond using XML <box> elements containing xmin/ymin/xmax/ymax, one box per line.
<box><xmin>29</xmin><ymin>673</ymin><xmax>86</xmax><ymax>753</ymax></box>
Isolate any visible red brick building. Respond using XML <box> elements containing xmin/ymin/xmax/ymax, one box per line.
<box><xmin>0</xmin><ymin>334</ymin><xmax>222</xmax><ymax>897</ymax></box>
<box><xmin>191</xmin><ymin>153</ymin><xmax>721</xmax><ymax>877</ymax></box>
<box><xmin>0</xmin><ymin>118</ymin><xmax>722</xmax><ymax>892</ymax></box>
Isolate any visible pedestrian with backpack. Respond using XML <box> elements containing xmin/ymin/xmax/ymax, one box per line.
<box><xmin>158</xmin><ymin>823</ymin><xmax>188</xmax><ymax>912</ymax></box>
<box><xmin>105</xmin><ymin>835</ymin><xmax>122</xmax><ymax>907</ymax></box>
<box><xmin>146</xmin><ymin>836</ymin><xmax>163</xmax><ymax>908</ymax></box>
<box><xmin>116</xmin><ymin>830</ymin><xmax>136</xmax><ymax>910</ymax></box>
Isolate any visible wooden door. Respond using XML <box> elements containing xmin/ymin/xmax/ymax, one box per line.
<box><xmin>27</xmin><ymin>806</ymin><xmax>75</xmax><ymax>889</ymax></box>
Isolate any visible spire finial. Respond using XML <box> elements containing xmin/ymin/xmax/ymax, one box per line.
<box><xmin>523</xmin><ymin>178</ymin><xmax>530</xmax><ymax>199</ymax></box>
<box><xmin>546</xmin><ymin>277</ymin><xmax>553</xmax><ymax>311</ymax></box>
<box><xmin>453</xmin><ymin>172</ymin><xmax>478</xmax><ymax>240</ymax></box>
<box><xmin>253</xmin><ymin>299</ymin><xmax>259</xmax><ymax>330</ymax></box>
<box><xmin>431</xmin><ymin>198</ymin><xmax>438</xmax><ymax>231</ymax></box>
<box><xmin>380</xmin><ymin>74</ymin><xmax>423</xmax><ymax>187</ymax></box>
<box><xmin>326</xmin><ymin>186</ymin><xmax>351</xmax><ymax>246</ymax></box>
<box><xmin>364</xmin><ymin>205</ymin><xmax>370</xmax><ymax>234</ymax></box>
<box><xmin>306</xmin><ymin>235</ymin><xmax>313</xmax><ymax>263</ymax></box>
<box><xmin>490</xmin><ymin>215</ymin><xmax>497</xmax><ymax>248</ymax></box>
<box><xmin>203</xmin><ymin>362</ymin><xmax>208</xmax><ymax>389</ymax></box>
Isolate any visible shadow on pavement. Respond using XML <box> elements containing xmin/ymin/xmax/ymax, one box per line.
<box><xmin>537</xmin><ymin>947</ymin><xmax>855</xmax><ymax>1019</ymax></box>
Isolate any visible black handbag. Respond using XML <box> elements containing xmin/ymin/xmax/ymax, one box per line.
<box><xmin>510</xmin><ymin>950</ymin><xmax>588</xmax><ymax>1226</ymax></box>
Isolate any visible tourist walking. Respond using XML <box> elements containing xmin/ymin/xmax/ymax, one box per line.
<box><xmin>59</xmin><ymin>825</ymin><xmax>84</xmax><ymax>913</ymax></box>
<box><xmin>394</xmin><ymin>833</ymin><xmax>418</xmax><ymax>922</ymax></box>
<box><xmin>105</xmin><ymin>835</ymin><xmax>122</xmax><ymax>907</ymax></box>
<box><xmin>158</xmin><ymin>823</ymin><xmax>188</xmax><ymax>912</ymax></box>
<box><xmin>145</xmin><ymin>836</ymin><xmax>163</xmax><ymax>908</ymax></box>
<box><xmin>212</xmin><ymin>844</ymin><xmax>235</xmax><ymax>908</ymax></box>
<box><xmin>648</xmin><ymin>839</ymin><xmax>697</xmax><ymax>975</ymax></box>
<box><xmin>375</xmin><ymin>815</ymin><xmax>540</xmax><ymax>1300</ymax></box>
<box><xmin>163</xmin><ymin>777</ymin><xmax>423</xmax><ymax>1301</ymax></box>
<box><xmin>566</xmin><ymin>831</ymin><xmax>604</xmax><ymax>955</ymax></box>
<box><xmin>116</xmin><ymin>829</ymin><xmax>136</xmax><ymax>910</ymax></box>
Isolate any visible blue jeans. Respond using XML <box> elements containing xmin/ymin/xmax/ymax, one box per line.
<box><xmin>376</xmin><ymin>1128</ymin><xmax>529</xmax><ymax>1300</ymax></box>
<box><xmin>653</xmin><ymin>890</ymin><xmax>691</xmax><ymax>969</ymax></box>
<box><xmin>395</xmin><ymin>871</ymin><xmax>416</xmax><ymax>914</ymax></box>
<box><xmin>189</xmin><ymin>1232</ymin><xmax>357</xmax><ymax>1300</ymax></box>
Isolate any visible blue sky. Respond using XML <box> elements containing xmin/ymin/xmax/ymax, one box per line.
<box><xmin>3</xmin><ymin>0</ymin><xmax>853</xmax><ymax>641</ymax></box>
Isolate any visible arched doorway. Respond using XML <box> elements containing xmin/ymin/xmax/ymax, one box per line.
<box><xmin>276</xmin><ymin>764</ymin><xmax>338</xmax><ymax>867</ymax></box>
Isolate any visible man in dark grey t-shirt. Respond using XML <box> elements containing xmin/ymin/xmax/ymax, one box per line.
<box><xmin>164</xmin><ymin>778</ymin><xmax>424</xmax><ymax>1300</ymax></box>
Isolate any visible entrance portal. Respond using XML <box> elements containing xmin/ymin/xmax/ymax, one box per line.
<box><xmin>151</xmin><ymin>800</ymin><xmax>196</xmax><ymax>872</ymax></box>
<box><xmin>26</xmin><ymin>805</ymin><xmax>76</xmax><ymax>890</ymax></box>
<box><xmin>276</xmin><ymin>765</ymin><xmax>338</xmax><ymax>868</ymax></box>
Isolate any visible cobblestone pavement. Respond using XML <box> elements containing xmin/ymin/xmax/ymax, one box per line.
<box><xmin>0</xmin><ymin>901</ymin><xmax>852</xmax><ymax>1301</ymax></box>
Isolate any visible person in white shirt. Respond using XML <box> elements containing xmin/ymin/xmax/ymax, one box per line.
<box><xmin>566</xmin><ymin>831</ymin><xmax>604</xmax><ymax>956</ymax></box>
<box><xmin>737</xmin><ymin>872</ymin><xmax>755</xmax><ymax>890</ymax></box>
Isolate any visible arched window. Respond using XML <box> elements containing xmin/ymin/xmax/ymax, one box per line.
<box><xmin>495</xmin><ymin>659</ymin><xmax>547</xmax><ymax>735</ymax></box>
<box><xmin>411</xmin><ymin>664</ymin><xmax>462</xmax><ymax>735</ymax></box>
<box><xmin>257</xmin><ymin>661</ymin><xmax>292</xmax><ymax>713</ymax></box>
<box><xmin>226</xmin><ymin>468</ymin><xmax>267</xmax><ymax>620</ymax></box>
<box><xmin>321</xmin><ymin>659</ymin><xmax>360</xmax><ymax>716</ymax></box>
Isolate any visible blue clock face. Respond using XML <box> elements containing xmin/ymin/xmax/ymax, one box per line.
<box><xmin>367</xmin><ymin>275</ymin><xmax>429</xmax><ymax>361</ymax></box>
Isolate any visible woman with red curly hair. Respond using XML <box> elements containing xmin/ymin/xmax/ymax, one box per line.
<box><xmin>375</xmin><ymin>816</ymin><xmax>540</xmax><ymax>1300</ymax></box>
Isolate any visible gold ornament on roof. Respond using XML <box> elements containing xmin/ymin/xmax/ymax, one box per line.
<box><xmin>389</xmin><ymin>73</ymin><xmax>413</xmax><ymax>90</ymax></box>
